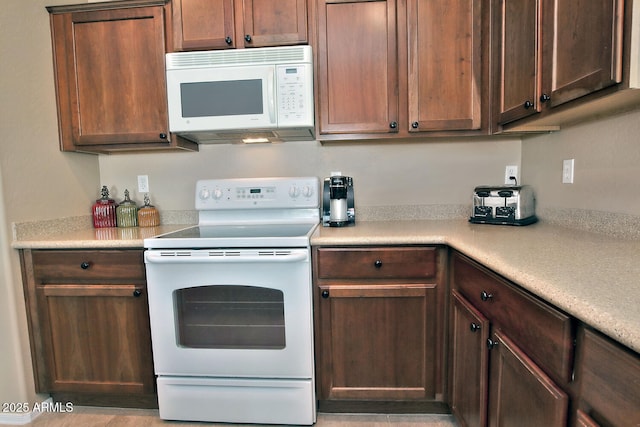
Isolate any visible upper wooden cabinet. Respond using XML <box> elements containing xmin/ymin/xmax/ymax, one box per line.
<box><xmin>47</xmin><ymin>0</ymin><xmax>197</xmax><ymax>153</ymax></box>
<box><xmin>315</xmin><ymin>0</ymin><xmax>488</xmax><ymax>141</ymax></box>
<box><xmin>172</xmin><ymin>0</ymin><xmax>308</xmax><ymax>51</ymax></box>
<box><xmin>493</xmin><ymin>0</ymin><xmax>631</xmax><ymax>131</ymax></box>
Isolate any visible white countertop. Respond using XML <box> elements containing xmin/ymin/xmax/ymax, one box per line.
<box><xmin>12</xmin><ymin>218</ymin><xmax>640</xmax><ymax>354</ymax></box>
<box><xmin>312</xmin><ymin>220</ymin><xmax>640</xmax><ymax>354</ymax></box>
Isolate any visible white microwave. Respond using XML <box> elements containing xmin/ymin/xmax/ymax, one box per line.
<box><xmin>166</xmin><ymin>46</ymin><xmax>315</xmax><ymax>144</ymax></box>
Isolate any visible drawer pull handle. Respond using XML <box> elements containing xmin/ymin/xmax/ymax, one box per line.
<box><xmin>374</xmin><ymin>260</ymin><xmax>383</xmax><ymax>268</ymax></box>
<box><xmin>470</xmin><ymin>322</ymin><xmax>481</xmax><ymax>332</ymax></box>
<box><xmin>487</xmin><ymin>337</ymin><xmax>498</xmax><ymax>349</ymax></box>
<box><xmin>480</xmin><ymin>291</ymin><xmax>493</xmax><ymax>301</ymax></box>
<box><xmin>80</xmin><ymin>262</ymin><xmax>90</xmax><ymax>270</ymax></box>
<box><xmin>321</xmin><ymin>290</ymin><xmax>330</xmax><ymax>299</ymax></box>
<box><xmin>133</xmin><ymin>289</ymin><xmax>142</xmax><ymax>297</ymax></box>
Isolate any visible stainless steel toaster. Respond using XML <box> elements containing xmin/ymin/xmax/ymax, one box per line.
<box><xmin>470</xmin><ymin>185</ymin><xmax>537</xmax><ymax>225</ymax></box>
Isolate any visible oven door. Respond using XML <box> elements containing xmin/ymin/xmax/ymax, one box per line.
<box><xmin>144</xmin><ymin>248</ymin><xmax>313</xmax><ymax>379</ymax></box>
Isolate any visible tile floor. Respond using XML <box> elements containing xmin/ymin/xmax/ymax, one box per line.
<box><xmin>5</xmin><ymin>407</ymin><xmax>459</xmax><ymax>427</ymax></box>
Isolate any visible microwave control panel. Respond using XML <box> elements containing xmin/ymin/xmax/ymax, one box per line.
<box><xmin>276</xmin><ymin>64</ymin><xmax>313</xmax><ymax>127</ymax></box>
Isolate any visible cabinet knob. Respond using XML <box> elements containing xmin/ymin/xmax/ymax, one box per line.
<box><xmin>80</xmin><ymin>262</ymin><xmax>90</xmax><ymax>270</ymax></box>
<box><xmin>321</xmin><ymin>290</ymin><xmax>330</xmax><ymax>299</ymax></box>
<box><xmin>480</xmin><ymin>291</ymin><xmax>493</xmax><ymax>302</ymax></box>
<box><xmin>133</xmin><ymin>289</ymin><xmax>142</xmax><ymax>297</ymax></box>
<box><xmin>487</xmin><ymin>337</ymin><xmax>498</xmax><ymax>349</ymax></box>
<box><xmin>411</xmin><ymin>121</ymin><xmax>419</xmax><ymax>129</ymax></box>
<box><xmin>244</xmin><ymin>34</ymin><xmax>252</xmax><ymax>42</ymax></box>
<box><xmin>374</xmin><ymin>260</ymin><xmax>383</xmax><ymax>268</ymax></box>
<box><xmin>523</xmin><ymin>100</ymin><xmax>534</xmax><ymax>109</ymax></box>
<box><xmin>540</xmin><ymin>93</ymin><xmax>551</xmax><ymax>103</ymax></box>
<box><xmin>159</xmin><ymin>133</ymin><xmax>167</xmax><ymax>140</ymax></box>
<box><xmin>470</xmin><ymin>322</ymin><xmax>481</xmax><ymax>332</ymax></box>
<box><xmin>389</xmin><ymin>121</ymin><xmax>398</xmax><ymax>129</ymax></box>
<box><xmin>225</xmin><ymin>36</ymin><xmax>233</xmax><ymax>45</ymax></box>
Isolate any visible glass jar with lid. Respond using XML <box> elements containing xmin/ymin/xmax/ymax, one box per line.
<box><xmin>138</xmin><ymin>194</ymin><xmax>160</xmax><ymax>227</ymax></box>
<box><xmin>92</xmin><ymin>186</ymin><xmax>117</xmax><ymax>228</ymax></box>
<box><xmin>116</xmin><ymin>190</ymin><xmax>138</xmax><ymax>227</ymax></box>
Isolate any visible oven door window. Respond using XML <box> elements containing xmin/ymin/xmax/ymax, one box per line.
<box><xmin>174</xmin><ymin>285</ymin><xmax>285</xmax><ymax>349</ymax></box>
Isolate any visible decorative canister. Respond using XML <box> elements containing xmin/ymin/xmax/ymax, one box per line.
<box><xmin>138</xmin><ymin>194</ymin><xmax>160</xmax><ymax>227</ymax></box>
<box><xmin>92</xmin><ymin>186</ymin><xmax>117</xmax><ymax>228</ymax></box>
<box><xmin>116</xmin><ymin>189</ymin><xmax>138</xmax><ymax>227</ymax></box>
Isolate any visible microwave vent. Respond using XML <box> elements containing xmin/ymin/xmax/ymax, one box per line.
<box><xmin>167</xmin><ymin>46</ymin><xmax>312</xmax><ymax>70</ymax></box>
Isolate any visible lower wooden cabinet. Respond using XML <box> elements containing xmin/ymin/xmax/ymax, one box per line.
<box><xmin>20</xmin><ymin>249</ymin><xmax>156</xmax><ymax>408</ymax></box>
<box><xmin>449</xmin><ymin>251</ymin><xmax>571</xmax><ymax>427</ymax></box>
<box><xmin>313</xmin><ymin>246</ymin><xmax>447</xmax><ymax>412</ymax></box>
<box><xmin>574</xmin><ymin>327</ymin><xmax>640</xmax><ymax>427</ymax></box>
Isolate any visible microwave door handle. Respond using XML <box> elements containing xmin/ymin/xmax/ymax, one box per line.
<box><xmin>268</xmin><ymin>70</ymin><xmax>276</xmax><ymax>124</ymax></box>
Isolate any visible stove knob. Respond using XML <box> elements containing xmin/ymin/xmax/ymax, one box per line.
<box><xmin>289</xmin><ymin>185</ymin><xmax>300</xmax><ymax>198</ymax></box>
<box><xmin>212</xmin><ymin>188</ymin><xmax>223</xmax><ymax>200</ymax></box>
<box><xmin>199</xmin><ymin>188</ymin><xmax>210</xmax><ymax>200</ymax></box>
<box><xmin>302</xmin><ymin>185</ymin><xmax>314</xmax><ymax>198</ymax></box>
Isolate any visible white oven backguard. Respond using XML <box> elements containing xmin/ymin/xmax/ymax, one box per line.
<box><xmin>144</xmin><ymin>248</ymin><xmax>314</xmax><ymax>379</ymax></box>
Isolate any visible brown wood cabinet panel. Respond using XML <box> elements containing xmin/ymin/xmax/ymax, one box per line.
<box><xmin>542</xmin><ymin>0</ymin><xmax>623</xmax><ymax>108</ymax></box>
<box><xmin>316</xmin><ymin>247</ymin><xmax>436</xmax><ymax>280</ymax></box>
<box><xmin>407</xmin><ymin>0</ymin><xmax>483</xmax><ymax>131</ymax></box>
<box><xmin>575</xmin><ymin>327</ymin><xmax>640</xmax><ymax>427</ymax></box>
<box><xmin>48</xmin><ymin>1</ymin><xmax>196</xmax><ymax>153</ymax></box>
<box><xmin>493</xmin><ymin>0</ymin><xmax>542</xmax><ymax>124</ymax></box>
<box><xmin>316</xmin><ymin>0</ymin><xmax>399</xmax><ymax>135</ymax></box>
<box><xmin>449</xmin><ymin>291</ymin><xmax>489</xmax><ymax>427</ymax></box>
<box><xmin>172</xmin><ymin>0</ymin><xmax>236</xmax><ymax>50</ymax></box>
<box><xmin>488</xmin><ymin>331</ymin><xmax>568</xmax><ymax>427</ymax></box>
<box><xmin>20</xmin><ymin>249</ymin><xmax>156</xmax><ymax>406</ymax></box>
<box><xmin>39</xmin><ymin>284</ymin><xmax>153</xmax><ymax>394</ymax></box>
<box><xmin>243</xmin><ymin>0</ymin><xmax>308</xmax><ymax>46</ymax></box>
<box><xmin>31</xmin><ymin>250</ymin><xmax>145</xmax><ymax>283</ymax></box>
<box><xmin>173</xmin><ymin>0</ymin><xmax>308</xmax><ymax>50</ymax></box>
<box><xmin>452</xmin><ymin>252</ymin><xmax>574</xmax><ymax>384</ymax></box>
<box><xmin>317</xmin><ymin>283</ymin><xmax>438</xmax><ymax>400</ymax></box>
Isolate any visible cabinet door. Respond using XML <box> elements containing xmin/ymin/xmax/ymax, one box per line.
<box><xmin>243</xmin><ymin>0</ymin><xmax>307</xmax><ymax>47</ymax></box>
<box><xmin>407</xmin><ymin>0</ymin><xmax>482</xmax><ymax>131</ymax></box>
<box><xmin>488</xmin><ymin>331</ymin><xmax>568</xmax><ymax>427</ymax></box>
<box><xmin>493</xmin><ymin>0</ymin><xmax>542</xmax><ymax>124</ymax></box>
<box><xmin>50</xmin><ymin>6</ymin><xmax>170</xmax><ymax>149</ymax></box>
<box><xmin>37</xmin><ymin>284</ymin><xmax>154</xmax><ymax>395</ymax></box>
<box><xmin>172</xmin><ymin>0</ymin><xmax>236</xmax><ymax>50</ymax></box>
<box><xmin>541</xmin><ymin>0</ymin><xmax>623</xmax><ymax>108</ymax></box>
<box><xmin>316</xmin><ymin>0</ymin><xmax>398</xmax><ymax>136</ymax></box>
<box><xmin>450</xmin><ymin>291</ymin><xmax>489</xmax><ymax>427</ymax></box>
<box><xmin>317</xmin><ymin>283</ymin><xmax>437</xmax><ymax>400</ymax></box>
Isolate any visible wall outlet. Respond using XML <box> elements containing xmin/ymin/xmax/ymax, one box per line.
<box><xmin>504</xmin><ymin>165</ymin><xmax>518</xmax><ymax>185</ymax></box>
<box><xmin>137</xmin><ymin>175</ymin><xmax>150</xmax><ymax>193</ymax></box>
<box><xmin>562</xmin><ymin>159</ymin><xmax>574</xmax><ymax>184</ymax></box>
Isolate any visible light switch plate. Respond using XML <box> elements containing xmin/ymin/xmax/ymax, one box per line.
<box><xmin>562</xmin><ymin>159</ymin><xmax>574</xmax><ymax>184</ymax></box>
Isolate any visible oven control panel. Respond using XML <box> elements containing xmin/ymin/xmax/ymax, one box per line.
<box><xmin>196</xmin><ymin>177</ymin><xmax>319</xmax><ymax>210</ymax></box>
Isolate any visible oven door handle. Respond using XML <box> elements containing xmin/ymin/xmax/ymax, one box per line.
<box><xmin>144</xmin><ymin>251</ymin><xmax>309</xmax><ymax>264</ymax></box>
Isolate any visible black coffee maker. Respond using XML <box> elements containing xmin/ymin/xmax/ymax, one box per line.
<box><xmin>322</xmin><ymin>174</ymin><xmax>355</xmax><ymax>227</ymax></box>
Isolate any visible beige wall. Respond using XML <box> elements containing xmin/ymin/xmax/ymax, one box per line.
<box><xmin>98</xmin><ymin>138</ymin><xmax>522</xmax><ymax>213</ymax></box>
<box><xmin>522</xmin><ymin>108</ymin><xmax>640</xmax><ymax>216</ymax></box>
<box><xmin>0</xmin><ymin>0</ymin><xmax>99</xmax><ymax>408</ymax></box>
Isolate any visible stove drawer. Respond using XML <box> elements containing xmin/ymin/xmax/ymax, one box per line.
<box><xmin>31</xmin><ymin>250</ymin><xmax>145</xmax><ymax>283</ymax></box>
<box><xmin>316</xmin><ymin>246</ymin><xmax>437</xmax><ymax>280</ymax></box>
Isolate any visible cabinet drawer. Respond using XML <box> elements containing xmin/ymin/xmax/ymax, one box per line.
<box><xmin>316</xmin><ymin>247</ymin><xmax>437</xmax><ymax>280</ymax></box>
<box><xmin>576</xmin><ymin>327</ymin><xmax>640</xmax><ymax>426</ymax></box>
<box><xmin>31</xmin><ymin>250</ymin><xmax>145</xmax><ymax>283</ymax></box>
<box><xmin>452</xmin><ymin>252</ymin><xmax>574</xmax><ymax>383</ymax></box>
